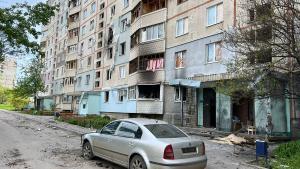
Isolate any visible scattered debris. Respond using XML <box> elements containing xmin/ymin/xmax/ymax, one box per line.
<box><xmin>214</xmin><ymin>134</ymin><xmax>247</xmax><ymax>145</ymax></box>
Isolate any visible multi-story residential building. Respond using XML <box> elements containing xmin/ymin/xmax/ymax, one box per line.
<box><xmin>0</xmin><ymin>58</ymin><xmax>17</xmax><ymax>88</ymax></box>
<box><xmin>39</xmin><ymin>0</ymin><xmax>298</xmax><ymax>138</ymax></box>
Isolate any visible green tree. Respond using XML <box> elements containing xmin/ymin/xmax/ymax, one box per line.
<box><xmin>0</xmin><ymin>3</ymin><xmax>57</xmax><ymax>61</ymax></box>
<box><xmin>221</xmin><ymin>0</ymin><xmax>300</xmax><ymax>106</ymax></box>
<box><xmin>0</xmin><ymin>85</ymin><xmax>10</xmax><ymax>104</ymax></box>
<box><xmin>15</xmin><ymin>57</ymin><xmax>45</xmax><ymax>109</ymax></box>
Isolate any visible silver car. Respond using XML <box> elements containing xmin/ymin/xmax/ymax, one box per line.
<box><xmin>81</xmin><ymin>118</ymin><xmax>207</xmax><ymax>169</ymax></box>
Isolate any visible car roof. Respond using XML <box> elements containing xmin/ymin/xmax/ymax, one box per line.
<box><xmin>119</xmin><ymin>118</ymin><xmax>168</xmax><ymax>126</ymax></box>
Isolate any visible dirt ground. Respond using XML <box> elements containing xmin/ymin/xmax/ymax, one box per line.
<box><xmin>0</xmin><ymin>110</ymin><xmax>256</xmax><ymax>169</ymax></box>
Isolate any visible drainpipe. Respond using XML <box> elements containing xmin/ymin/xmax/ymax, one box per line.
<box><xmin>180</xmin><ymin>83</ymin><xmax>184</xmax><ymax>127</ymax></box>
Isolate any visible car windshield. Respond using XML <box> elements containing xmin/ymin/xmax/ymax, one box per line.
<box><xmin>145</xmin><ymin>124</ymin><xmax>187</xmax><ymax>138</ymax></box>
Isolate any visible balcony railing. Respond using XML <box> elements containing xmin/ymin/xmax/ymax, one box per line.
<box><xmin>128</xmin><ymin>70</ymin><xmax>165</xmax><ymax>86</ymax></box>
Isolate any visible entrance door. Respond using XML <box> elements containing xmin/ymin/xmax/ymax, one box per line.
<box><xmin>203</xmin><ymin>88</ymin><xmax>216</xmax><ymax>128</ymax></box>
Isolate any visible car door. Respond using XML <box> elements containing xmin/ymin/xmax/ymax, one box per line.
<box><xmin>112</xmin><ymin>121</ymin><xmax>143</xmax><ymax>167</ymax></box>
<box><xmin>93</xmin><ymin>121</ymin><xmax>121</xmax><ymax>160</ymax></box>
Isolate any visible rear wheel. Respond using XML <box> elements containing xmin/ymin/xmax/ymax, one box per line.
<box><xmin>82</xmin><ymin>141</ymin><xmax>94</xmax><ymax>160</ymax></box>
<box><xmin>130</xmin><ymin>155</ymin><xmax>147</xmax><ymax>169</ymax></box>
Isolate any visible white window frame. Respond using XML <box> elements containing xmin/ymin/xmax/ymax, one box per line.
<box><xmin>123</xmin><ymin>0</ymin><xmax>129</xmax><ymax>8</ymax></box>
<box><xmin>121</xmin><ymin>19</ymin><xmax>127</xmax><ymax>32</ymax></box>
<box><xmin>118</xmin><ymin>89</ymin><xmax>127</xmax><ymax>102</ymax></box>
<box><xmin>128</xmin><ymin>86</ymin><xmax>136</xmax><ymax>100</ymax></box>
<box><xmin>119</xmin><ymin>66</ymin><xmax>126</xmax><ymax>79</ymax></box>
<box><xmin>141</xmin><ymin>23</ymin><xmax>165</xmax><ymax>42</ymax></box>
<box><xmin>176</xmin><ymin>17</ymin><xmax>188</xmax><ymax>37</ymax></box>
<box><xmin>207</xmin><ymin>3</ymin><xmax>223</xmax><ymax>26</ymax></box>
<box><xmin>206</xmin><ymin>41</ymin><xmax>222</xmax><ymax>63</ymax></box>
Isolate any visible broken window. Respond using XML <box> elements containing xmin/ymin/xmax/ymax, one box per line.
<box><xmin>108</xmin><ymin>47</ymin><xmax>113</xmax><ymax>59</ymax></box>
<box><xmin>128</xmin><ymin>86</ymin><xmax>136</xmax><ymax>99</ymax></box>
<box><xmin>106</xmin><ymin>69</ymin><xmax>112</xmax><ymax>80</ymax></box>
<box><xmin>118</xmin><ymin>89</ymin><xmax>127</xmax><ymax>102</ymax></box>
<box><xmin>175</xmin><ymin>51</ymin><xmax>185</xmax><ymax>68</ymax></box>
<box><xmin>96</xmin><ymin>61</ymin><xmax>101</xmax><ymax>68</ymax></box>
<box><xmin>97</xmin><ymin>51</ymin><xmax>102</xmax><ymax>59</ymax></box>
<box><xmin>174</xmin><ymin>87</ymin><xmax>187</xmax><ymax>101</ymax></box>
<box><xmin>177</xmin><ymin>0</ymin><xmax>188</xmax><ymax>5</ymax></box>
<box><xmin>96</xmin><ymin>71</ymin><xmax>101</xmax><ymax>78</ymax></box>
<box><xmin>120</xmin><ymin>42</ymin><xmax>126</xmax><ymax>55</ymax></box>
<box><xmin>95</xmin><ymin>81</ymin><xmax>100</xmax><ymax>87</ymax></box>
<box><xmin>140</xmin><ymin>53</ymin><xmax>164</xmax><ymax>71</ymax></box>
<box><xmin>142</xmin><ymin>0</ymin><xmax>166</xmax><ymax>15</ymax></box>
<box><xmin>138</xmin><ymin>85</ymin><xmax>160</xmax><ymax>99</ymax></box>
<box><xmin>104</xmin><ymin>91</ymin><xmax>109</xmax><ymax>102</ymax></box>
<box><xmin>108</xmin><ymin>27</ymin><xmax>113</xmax><ymax>44</ymax></box>
<box><xmin>131</xmin><ymin>3</ymin><xmax>141</xmax><ymax>23</ymax></box>
<box><xmin>129</xmin><ymin>58</ymin><xmax>138</xmax><ymax>74</ymax></box>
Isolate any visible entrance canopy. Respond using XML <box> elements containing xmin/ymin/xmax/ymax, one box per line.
<box><xmin>169</xmin><ymin>79</ymin><xmax>201</xmax><ymax>88</ymax></box>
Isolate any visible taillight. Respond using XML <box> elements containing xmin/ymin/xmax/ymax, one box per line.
<box><xmin>200</xmin><ymin>142</ymin><xmax>205</xmax><ymax>155</ymax></box>
<box><xmin>163</xmin><ymin>144</ymin><xmax>174</xmax><ymax>160</ymax></box>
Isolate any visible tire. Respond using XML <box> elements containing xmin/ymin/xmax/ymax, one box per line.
<box><xmin>82</xmin><ymin>141</ymin><xmax>94</xmax><ymax>160</ymax></box>
<box><xmin>130</xmin><ymin>155</ymin><xmax>147</xmax><ymax>169</ymax></box>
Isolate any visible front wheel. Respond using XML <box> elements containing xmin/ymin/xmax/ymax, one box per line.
<box><xmin>130</xmin><ymin>155</ymin><xmax>147</xmax><ymax>169</ymax></box>
<box><xmin>82</xmin><ymin>141</ymin><xmax>94</xmax><ymax>160</ymax></box>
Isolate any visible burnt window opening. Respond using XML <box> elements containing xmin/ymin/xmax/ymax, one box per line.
<box><xmin>138</xmin><ymin>85</ymin><xmax>160</xmax><ymax>99</ymax></box>
<box><xmin>131</xmin><ymin>3</ymin><xmax>142</xmax><ymax>23</ymax></box>
<box><xmin>108</xmin><ymin>27</ymin><xmax>113</xmax><ymax>45</ymax></box>
<box><xmin>139</xmin><ymin>53</ymin><xmax>164</xmax><ymax>71</ymax></box>
<box><xmin>104</xmin><ymin>91</ymin><xmax>109</xmax><ymax>102</ymax></box>
<box><xmin>129</xmin><ymin>58</ymin><xmax>138</xmax><ymax>74</ymax></box>
<box><xmin>130</xmin><ymin>32</ymin><xmax>140</xmax><ymax>48</ymax></box>
<box><xmin>108</xmin><ymin>47</ymin><xmax>113</xmax><ymax>59</ymax></box>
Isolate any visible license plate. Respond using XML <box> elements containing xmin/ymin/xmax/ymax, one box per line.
<box><xmin>182</xmin><ymin>147</ymin><xmax>196</xmax><ymax>153</ymax></box>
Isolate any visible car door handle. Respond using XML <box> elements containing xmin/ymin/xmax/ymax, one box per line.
<box><xmin>129</xmin><ymin>141</ymin><xmax>134</xmax><ymax>147</ymax></box>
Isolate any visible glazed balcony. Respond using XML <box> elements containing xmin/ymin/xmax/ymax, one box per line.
<box><xmin>67</xmin><ymin>36</ymin><xmax>78</xmax><ymax>46</ymax></box>
<box><xmin>68</xmin><ymin>21</ymin><xmax>80</xmax><ymax>30</ymax></box>
<box><xmin>65</xmin><ymin>69</ymin><xmax>76</xmax><ymax>77</ymax></box>
<box><xmin>131</xmin><ymin>8</ymin><xmax>167</xmax><ymax>35</ymax></box>
<box><xmin>66</xmin><ymin>52</ymin><xmax>78</xmax><ymax>61</ymax></box>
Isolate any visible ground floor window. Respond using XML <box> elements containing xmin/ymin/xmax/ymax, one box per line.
<box><xmin>174</xmin><ymin>87</ymin><xmax>187</xmax><ymax>101</ymax></box>
<box><xmin>128</xmin><ymin>86</ymin><xmax>136</xmax><ymax>100</ymax></box>
<box><xmin>104</xmin><ymin>91</ymin><xmax>109</xmax><ymax>102</ymax></box>
<box><xmin>118</xmin><ymin>89</ymin><xmax>127</xmax><ymax>102</ymax></box>
<box><xmin>138</xmin><ymin>85</ymin><xmax>160</xmax><ymax>99</ymax></box>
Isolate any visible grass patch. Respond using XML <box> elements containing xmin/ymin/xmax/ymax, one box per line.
<box><xmin>58</xmin><ymin>115</ymin><xmax>111</xmax><ymax>129</ymax></box>
<box><xmin>0</xmin><ymin>104</ymin><xmax>15</xmax><ymax>111</ymax></box>
<box><xmin>271</xmin><ymin>140</ymin><xmax>300</xmax><ymax>169</ymax></box>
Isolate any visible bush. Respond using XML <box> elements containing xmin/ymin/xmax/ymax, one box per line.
<box><xmin>271</xmin><ymin>140</ymin><xmax>300</xmax><ymax>169</ymax></box>
<box><xmin>59</xmin><ymin>115</ymin><xmax>111</xmax><ymax>129</ymax></box>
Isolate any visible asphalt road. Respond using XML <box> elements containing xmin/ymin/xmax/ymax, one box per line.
<box><xmin>0</xmin><ymin>110</ymin><xmax>255</xmax><ymax>169</ymax></box>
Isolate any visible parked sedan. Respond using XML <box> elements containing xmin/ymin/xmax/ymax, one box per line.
<box><xmin>81</xmin><ymin>118</ymin><xmax>207</xmax><ymax>169</ymax></box>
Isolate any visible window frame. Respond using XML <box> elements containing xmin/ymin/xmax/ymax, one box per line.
<box><xmin>175</xmin><ymin>17</ymin><xmax>188</xmax><ymax>37</ymax></box>
<box><xmin>207</xmin><ymin>3</ymin><xmax>223</xmax><ymax>26</ymax></box>
<box><xmin>175</xmin><ymin>50</ymin><xmax>186</xmax><ymax>69</ymax></box>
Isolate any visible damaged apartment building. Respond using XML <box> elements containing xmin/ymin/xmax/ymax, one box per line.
<box><xmin>39</xmin><ymin>0</ymin><xmax>300</xmax><ymax>138</ymax></box>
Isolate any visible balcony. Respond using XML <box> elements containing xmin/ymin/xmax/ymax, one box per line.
<box><xmin>66</xmin><ymin>52</ymin><xmax>78</xmax><ymax>61</ymax></box>
<box><xmin>64</xmin><ymin>85</ymin><xmax>75</xmax><ymax>93</ymax></box>
<box><xmin>128</xmin><ymin>70</ymin><xmax>164</xmax><ymax>86</ymax></box>
<box><xmin>131</xmin><ymin>17</ymin><xmax>141</xmax><ymax>35</ymax></box>
<box><xmin>136</xmin><ymin>100</ymin><xmax>163</xmax><ymax>114</ymax></box>
<box><xmin>65</xmin><ymin>69</ymin><xmax>76</xmax><ymax>77</ymax></box>
<box><xmin>69</xmin><ymin>6</ymin><xmax>80</xmax><ymax>16</ymax></box>
<box><xmin>67</xmin><ymin>36</ymin><xmax>78</xmax><ymax>46</ymax></box>
<box><xmin>68</xmin><ymin>21</ymin><xmax>80</xmax><ymax>30</ymax></box>
<box><xmin>130</xmin><ymin>39</ymin><xmax>165</xmax><ymax>60</ymax></box>
<box><xmin>141</xmin><ymin>8</ymin><xmax>167</xmax><ymax>28</ymax></box>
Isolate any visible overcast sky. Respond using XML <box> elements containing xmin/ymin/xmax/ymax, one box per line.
<box><xmin>0</xmin><ymin>0</ymin><xmax>45</xmax><ymax>80</ymax></box>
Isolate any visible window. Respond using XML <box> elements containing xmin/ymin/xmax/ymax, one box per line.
<box><xmin>111</xmin><ymin>5</ymin><xmax>115</xmax><ymax>17</ymax></box>
<box><xmin>98</xmin><ymin>41</ymin><xmax>103</xmax><ymax>48</ymax></box>
<box><xmin>100</xmin><ymin>121</ymin><xmax>121</xmax><ymax>135</ymax></box>
<box><xmin>96</xmin><ymin>61</ymin><xmax>101</xmax><ymax>68</ymax></box>
<box><xmin>95</xmin><ymin>81</ymin><xmax>100</xmax><ymax>87</ymax></box>
<box><xmin>90</xmin><ymin>20</ymin><xmax>95</xmax><ymax>31</ymax></box>
<box><xmin>85</xmin><ymin>74</ymin><xmax>90</xmax><ymax>85</ymax></box>
<box><xmin>104</xmin><ymin>91</ymin><xmax>109</xmax><ymax>102</ymax></box>
<box><xmin>175</xmin><ymin>50</ymin><xmax>185</xmax><ymax>68</ymax></box>
<box><xmin>96</xmin><ymin>71</ymin><xmax>100</xmax><ymax>78</ymax></box>
<box><xmin>100</xmin><ymin>3</ymin><xmax>105</xmax><ymax>10</ymax></box>
<box><xmin>123</xmin><ymin>0</ymin><xmax>129</xmax><ymax>8</ymax></box>
<box><xmin>174</xmin><ymin>87</ymin><xmax>187</xmax><ymax>101</ymax></box>
<box><xmin>106</xmin><ymin>69</ymin><xmax>112</xmax><ymax>80</ymax></box>
<box><xmin>177</xmin><ymin>0</ymin><xmax>188</xmax><ymax>5</ymax></box>
<box><xmin>87</xmin><ymin>57</ymin><xmax>91</xmax><ymax>66</ymax></box>
<box><xmin>176</xmin><ymin>18</ymin><xmax>188</xmax><ymax>37</ymax></box>
<box><xmin>120</xmin><ymin>42</ymin><xmax>126</xmax><ymax>55</ymax></box>
<box><xmin>83</xmin><ymin>9</ymin><xmax>88</xmax><ymax>19</ymax></box>
<box><xmin>207</xmin><ymin>3</ymin><xmax>223</xmax><ymax>26</ymax></box>
<box><xmin>145</xmin><ymin>124</ymin><xmax>187</xmax><ymax>138</ymax></box>
<box><xmin>141</xmin><ymin>23</ymin><xmax>164</xmax><ymax>42</ymax></box>
<box><xmin>82</xmin><ymin>25</ymin><xmax>86</xmax><ymax>35</ymax></box>
<box><xmin>98</xmin><ymin>32</ymin><xmax>103</xmax><ymax>39</ymax></box>
<box><xmin>77</xmin><ymin>76</ymin><xmax>82</xmax><ymax>87</ymax></box>
<box><xmin>116</xmin><ymin>122</ymin><xmax>142</xmax><ymax>138</ymax></box>
<box><xmin>119</xmin><ymin>66</ymin><xmax>126</xmax><ymax>79</ymax></box>
<box><xmin>138</xmin><ymin>85</ymin><xmax>160</xmax><ymax>99</ymax></box>
<box><xmin>99</xmin><ymin>13</ymin><xmax>104</xmax><ymax>20</ymax></box>
<box><xmin>97</xmin><ymin>51</ymin><xmax>102</xmax><ymax>59</ymax></box>
<box><xmin>91</xmin><ymin>2</ymin><xmax>96</xmax><ymax>14</ymax></box>
<box><xmin>207</xmin><ymin>42</ymin><xmax>222</xmax><ymax>63</ymax></box>
<box><xmin>108</xmin><ymin>47</ymin><xmax>113</xmax><ymax>59</ymax></box>
<box><xmin>118</xmin><ymin>89</ymin><xmax>127</xmax><ymax>102</ymax></box>
<box><xmin>121</xmin><ymin>19</ymin><xmax>127</xmax><ymax>32</ymax></box>
<box><xmin>128</xmin><ymin>86</ymin><xmax>136</xmax><ymax>100</ymax></box>
<box><xmin>68</xmin><ymin>44</ymin><xmax>77</xmax><ymax>53</ymax></box>
<box><xmin>99</xmin><ymin>22</ymin><xmax>104</xmax><ymax>29</ymax></box>
<box><xmin>88</xmin><ymin>38</ymin><xmax>94</xmax><ymax>47</ymax></box>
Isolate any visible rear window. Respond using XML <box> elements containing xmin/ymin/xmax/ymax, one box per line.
<box><xmin>145</xmin><ymin>124</ymin><xmax>187</xmax><ymax>138</ymax></box>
